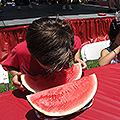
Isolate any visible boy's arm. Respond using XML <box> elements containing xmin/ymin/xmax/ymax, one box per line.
<box><xmin>74</xmin><ymin>49</ymin><xmax>87</xmax><ymax>70</ymax></box>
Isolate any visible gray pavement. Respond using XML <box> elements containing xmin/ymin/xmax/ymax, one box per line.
<box><xmin>0</xmin><ymin>3</ymin><xmax>116</xmax><ymax>28</ymax></box>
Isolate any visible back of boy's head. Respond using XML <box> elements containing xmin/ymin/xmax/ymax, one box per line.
<box><xmin>26</xmin><ymin>17</ymin><xmax>74</xmax><ymax>71</ymax></box>
<box><xmin>108</xmin><ymin>19</ymin><xmax>120</xmax><ymax>43</ymax></box>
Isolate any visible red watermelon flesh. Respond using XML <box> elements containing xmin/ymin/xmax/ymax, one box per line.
<box><xmin>26</xmin><ymin>73</ymin><xmax>97</xmax><ymax>117</ymax></box>
<box><xmin>21</xmin><ymin>63</ymin><xmax>82</xmax><ymax>93</ymax></box>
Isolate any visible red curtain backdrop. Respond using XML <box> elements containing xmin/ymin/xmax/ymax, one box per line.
<box><xmin>64</xmin><ymin>17</ymin><xmax>114</xmax><ymax>46</ymax></box>
<box><xmin>0</xmin><ymin>26</ymin><xmax>28</xmax><ymax>63</ymax></box>
<box><xmin>0</xmin><ymin>17</ymin><xmax>115</xmax><ymax>63</ymax></box>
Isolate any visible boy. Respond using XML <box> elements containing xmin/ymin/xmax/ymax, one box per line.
<box><xmin>2</xmin><ymin>17</ymin><xmax>87</xmax><ymax>90</ymax></box>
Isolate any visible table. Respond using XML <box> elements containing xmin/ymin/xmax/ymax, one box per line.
<box><xmin>74</xmin><ymin>63</ymin><xmax>120</xmax><ymax>120</ymax></box>
<box><xmin>0</xmin><ymin>63</ymin><xmax>120</xmax><ymax>120</ymax></box>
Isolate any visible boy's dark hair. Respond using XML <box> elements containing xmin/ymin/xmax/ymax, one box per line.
<box><xmin>26</xmin><ymin>17</ymin><xmax>74</xmax><ymax>71</ymax></box>
<box><xmin>108</xmin><ymin>19</ymin><xmax>120</xmax><ymax>43</ymax></box>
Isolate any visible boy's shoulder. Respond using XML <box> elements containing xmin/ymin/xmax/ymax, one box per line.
<box><xmin>15</xmin><ymin>40</ymin><xmax>27</xmax><ymax>49</ymax></box>
<box><xmin>14</xmin><ymin>41</ymin><xmax>30</xmax><ymax>54</ymax></box>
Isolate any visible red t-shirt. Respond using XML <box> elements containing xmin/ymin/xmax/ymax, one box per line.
<box><xmin>2</xmin><ymin>36</ymin><xmax>81</xmax><ymax>75</ymax></box>
<box><xmin>73</xmin><ymin>36</ymin><xmax>81</xmax><ymax>51</ymax></box>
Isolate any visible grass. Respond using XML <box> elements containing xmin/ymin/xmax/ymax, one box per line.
<box><xmin>87</xmin><ymin>60</ymin><xmax>99</xmax><ymax>69</ymax></box>
<box><xmin>0</xmin><ymin>59</ymin><xmax>99</xmax><ymax>93</ymax></box>
<box><xmin>0</xmin><ymin>73</ymin><xmax>16</xmax><ymax>93</ymax></box>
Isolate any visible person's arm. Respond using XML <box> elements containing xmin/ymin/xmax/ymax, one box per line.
<box><xmin>74</xmin><ymin>49</ymin><xmax>87</xmax><ymax>70</ymax></box>
<box><xmin>99</xmin><ymin>45</ymin><xmax>120</xmax><ymax>66</ymax></box>
<box><xmin>9</xmin><ymin>69</ymin><xmax>24</xmax><ymax>90</ymax></box>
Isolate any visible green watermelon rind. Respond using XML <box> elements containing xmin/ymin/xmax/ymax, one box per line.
<box><xmin>21</xmin><ymin>63</ymin><xmax>82</xmax><ymax>93</ymax></box>
<box><xmin>72</xmin><ymin>63</ymin><xmax>82</xmax><ymax>80</ymax></box>
<box><xmin>26</xmin><ymin>73</ymin><xmax>97</xmax><ymax>117</ymax></box>
<box><xmin>21</xmin><ymin>75</ymin><xmax>37</xmax><ymax>93</ymax></box>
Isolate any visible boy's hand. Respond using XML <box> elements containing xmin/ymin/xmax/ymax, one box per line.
<box><xmin>12</xmin><ymin>72</ymin><xmax>24</xmax><ymax>90</ymax></box>
<box><xmin>75</xmin><ymin>59</ymin><xmax>87</xmax><ymax>70</ymax></box>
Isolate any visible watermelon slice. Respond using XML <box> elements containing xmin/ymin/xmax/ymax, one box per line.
<box><xmin>26</xmin><ymin>73</ymin><xmax>97</xmax><ymax>117</ymax></box>
<box><xmin>21</xmin><ymin>63</ymin><xmax>82</xmax><ymax>93</ymax></box>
